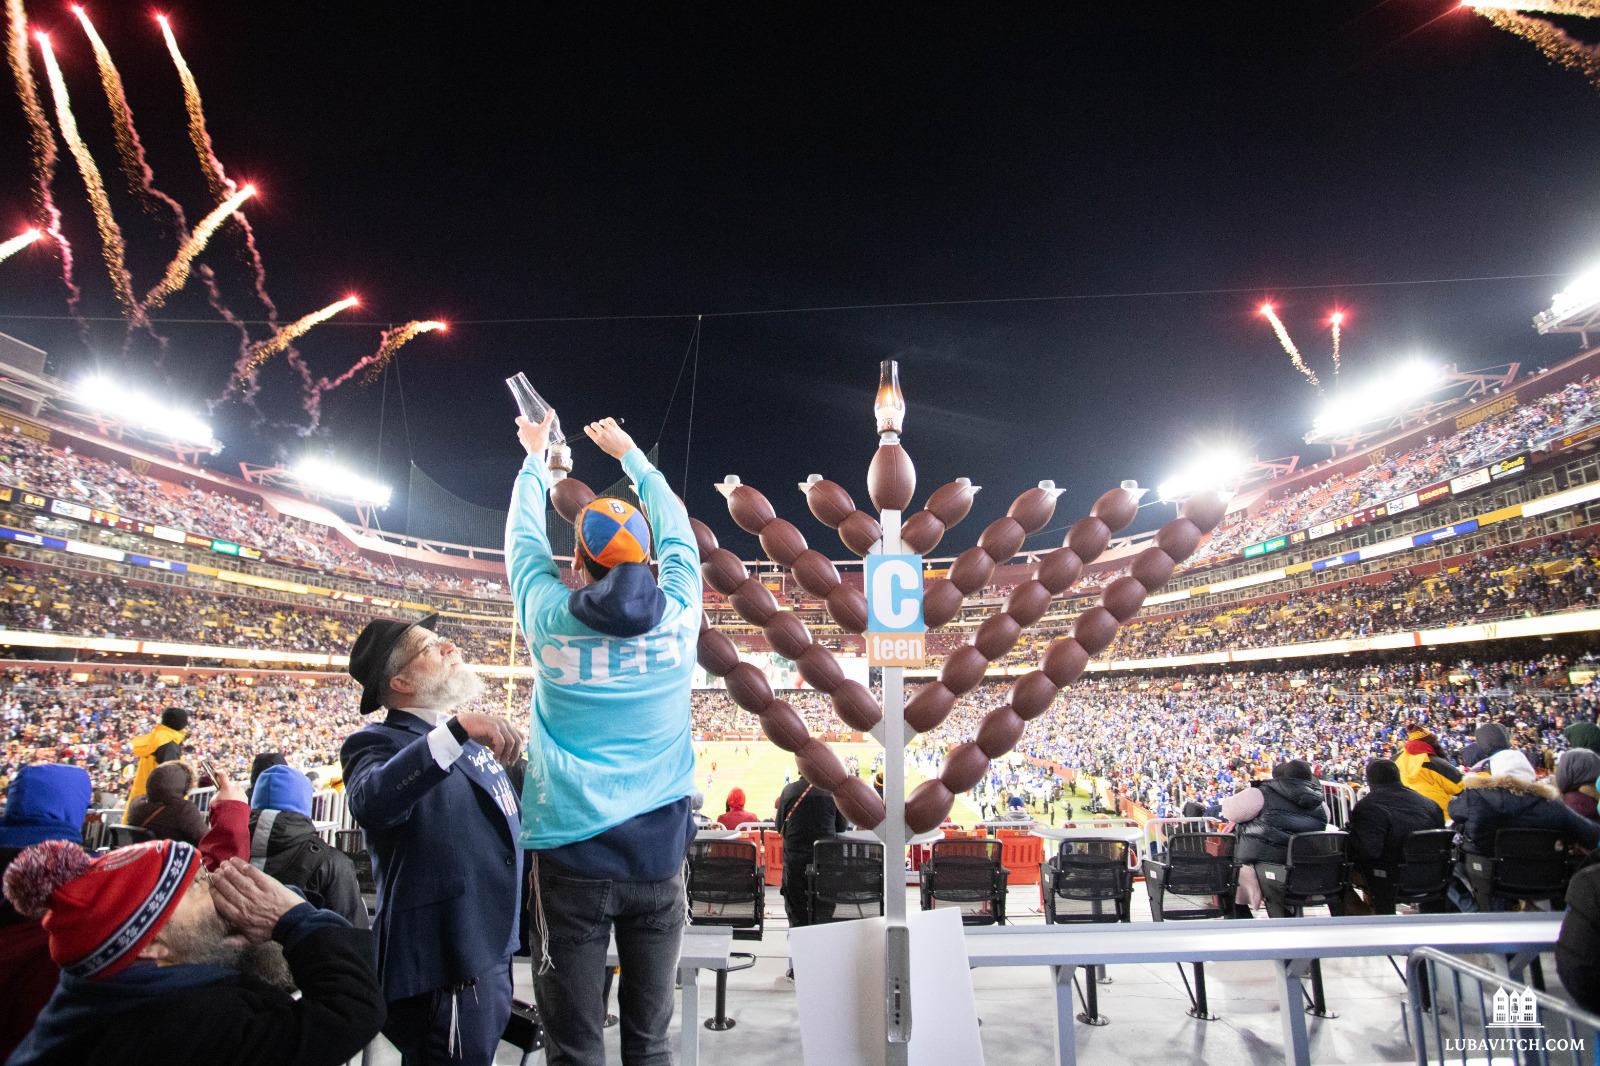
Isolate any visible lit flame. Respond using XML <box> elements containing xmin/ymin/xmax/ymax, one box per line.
<box><xmin>0</xmin><ymin>226</ymin><xmax>44</xmax><ymax>264</ymax></box>
<box><xmin>874</xmin><ymin>359</ymin><xmax>906</xmax><ymax>434</ymax></box>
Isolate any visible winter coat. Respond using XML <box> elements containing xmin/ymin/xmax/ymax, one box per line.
<box><xmin>248</xmin><ymin>809</ymin><xmax>369</xmax><ymax>929</ymax></box>
<box><xmin>1564</xmin><ymin>789</ymin><xmax>1600</xmax><ymax>823</ymax></box>
<box><xmin>1556</xmin><ymin>858</ymin><xmax>1600</xmax><ymax>1015</ymax></box>
<box><xmin>1234</xmin><ymin>777</ymin><xmax>1329</xmax><ymax>865</ymax></box>
<box><xmin>1447</xmin><ymin>774</ymin><xmax>1600</xmax><ymax>856</ymax></box>
<box><xmin>5</xmin><ymin>905</ymin><xmax>382</xmax><ymax>1066</ymax></box>
<box><xmin>1395</xmin><ymin>741</ymin><xmax>1464</xmax><ymax>817</ymax></box>
<box><xmin>125</xmin><ymin>766</ymin><xmax>208</xmax><ymax>846</ymax></box>
<box><xmin>124</xmin><ymin>724</ymin><xmax>185</xmax><ymax>813</ymax></box>
<box><xmin>1347</xmin><ymin>782</ymin><xmax>1446</xmax><ymax>871</ymax></box>
<box><xmin>775</xmin><ymin>779</ymin><xmax>848</xmax><ymax>889</ymax></box>
<box><xmin>0</xmin><ymin>848</ymin><xmax>56</xmax><ymax>1064</ymax></box>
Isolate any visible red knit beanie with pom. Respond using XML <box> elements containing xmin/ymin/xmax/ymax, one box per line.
<box><xmin>3</xmin><ymin>838</ymin><xmax>199</xmax><ymax>980</ymax></box>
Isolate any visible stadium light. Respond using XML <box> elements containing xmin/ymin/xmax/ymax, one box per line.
<box><xmin>1548</xmin><ymin>266</ymin><xmax>1600</xmax><ymax>320</ymax></box>
<box><xmin>74</xmin><ymin>375</ymin><xmax>216</xmax><ymax>449</ymax></box>
<box><xmin>291</xmin><ymin>457</ymin><xmax>392</xmax><ymax>508</ymax></box>
<box><xmin>1311</xmin><ymin>358</ymin><xmax>1444</xmax><ymax>437</ymax></box>
<box><xmin>1157</xmin><ymin>448</ymin><xmax>1250</xmax><ymax>503</ymax></box>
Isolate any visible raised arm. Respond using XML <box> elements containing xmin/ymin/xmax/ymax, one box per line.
<box><xmin>583</xmin><ymin>416</ymin><xmax>700</xmax><ymax>615</ymax></box>
<box><xmin>506</xmin><ymin>412</ymin><xmax>570</xmax><ymax>635</ymax></box>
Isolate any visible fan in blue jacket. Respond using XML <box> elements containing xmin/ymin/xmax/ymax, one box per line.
<box><xmin>339</xmin><ymin>612</ymin><xmax>526</xmax><ymax>1066</ymax></box>
<box><xmin>506</xmin><ymin>412</ymin><xmax>700</xmax><ymax>1064</ymax></box>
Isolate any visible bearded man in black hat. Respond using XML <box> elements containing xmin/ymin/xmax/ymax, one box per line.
<box><xmin>339</xmin><ymin>614</ymin><xmax>525</xmax><ymax>1066</ymax></box>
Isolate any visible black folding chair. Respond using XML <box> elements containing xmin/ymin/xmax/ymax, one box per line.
<box><xmin>918</xmin><ymin>838</ymin><xmax>1009</xmax><ymax>926</ymax></box>
<box><xmin>104</xmin><ymin>824</ymin><xmax>154</xmax><ymax>849</ymax></box>
<box><xmin>1042</xmin><ymin>838</ymin><xmax>1132</xmax><ymax>1025</ymax></box>
<box><xmin>1142</xmin><ymin>832</ymin><xmax>1240</xmax><ymax>1021</ymax></box>
<box><xmin>1365</xmin><ymin>828</ymin><xmax>1454</xmax><ymax>915</ymax></box>
<box><xmin>1256</xmin><ymin>831</ymin><xmax>1351</xmax><ymax>1018</ymax></box>
<box><xmin>806</xmin><ymin>838</ymin><xmax>884</xmax><ymax>924</ymax></box>
<box><xmin>1461</xmin><ymin>827</ymin><xmax>1575</xmax><ymax>990</ymax></box>
<box><xmin>685</xmin><ymin>839</ymin><xmax>763</xmax><ymax>1031</ymax></box>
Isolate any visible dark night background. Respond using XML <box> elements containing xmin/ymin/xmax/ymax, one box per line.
<box><xmin>3</xmin><ymin>2</ymin><xmax>1599</xmax><ymax>555</ymax></box>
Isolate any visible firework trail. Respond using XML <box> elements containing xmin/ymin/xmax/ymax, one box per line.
<box><xmin>143</xmin><ymin>185</ymin><xmax>255</xmax><ymax>309</ymax></box>
<box><xmin>234</xmin><ymin>296</ymin><xmax>360</xmax><ymax>381</ymax></box>
<box><xmin>1475</xmin><ymin>8</ymin><xmax>1600</xmax><ymax>88</ymax></box>
<box><xmin>71</xmin><ymin>4</ymin><xmax>187</xmax><ymax>233</ymax></box>
<box><xmin>300</xmin><ymin>321</ymin><xmax>445</xmax><ymax>432</ymax></box>
<box><xmin>1259</xmin><ymin>303</ymin><xmax>1321</xmax><ymax>387</ymax></box>
<box><xmin>158</xmin><ymin>14</ymin><xmax>279</xmax><ymax>326</ymax></box>
<box><xmin>35</xmin><ymin>32</ymin><xmax>141</xmax><ymax>317</ymax></box>
<box><xmin>1330</xmin><ymin>311</ymin><xmax>1344</xmax><ymax>377</ymax></box>
<box><xmin>6</xmin><ymin>0</ymin><xmax>79</xmax><ymax>314</ymax></box>
<box><xmin>1465</xmin><ymin>0</ymin><xmax>1600</xmax><ymax>16</ymax></box>
<box><xmin>0</xmin><ymin>227</ymin><xmax>43</xmax><ymax>265</ymax></box>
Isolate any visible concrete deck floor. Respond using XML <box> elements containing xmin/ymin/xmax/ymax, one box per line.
<box><xmin>365</xmin><ymin>883</ymin><xmax>1575</xmax><ymax>1065</ymax></box>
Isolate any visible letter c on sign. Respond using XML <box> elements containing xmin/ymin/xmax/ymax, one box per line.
<box><xmin>871</xmin><ymin>557</ymin><xmax>921</xmax><ymax>630</ymax></box>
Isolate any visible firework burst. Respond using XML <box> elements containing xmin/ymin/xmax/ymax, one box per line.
<box><xmin>1464</xmin><ymin>0</ymin><xmax>1600</xmax><ymax>16</ymax></box>
<box><xmin>1330</xmin><ymin>311</ymin><xmax>1344</xmax><ymax>377</ymax></box>
<box><xmin>1259</xmin><ymin>303</ymin><xmax>1321</xmax><ymax>387</ymax></box>
<box><xmin>6</xmin><ymin>0</ymin><xmax>79</xmax><ymax>311</ymax></box>
<box><xmin>1474</xmin><ymin>7</ymin><xmax>1600</xmax><ymax>88</ymax></box>
<box><xmin>35</xmin><ymin>32</ymin><xmax>141</xmax><ymax>317</ymax></box>
<box><xmin>237</xmin><ymin>296</ymin><xmax>361</xmax><ymax>378</ymax></box>
<box><xmin>143</xmin><ymin>185</ymin><xmax>255</xmax><ymax>309</ymax></box>
<box><xmin>0</xmin><ymin>227</ymin><xmax>43</xmax><ymax>264</ymax></box>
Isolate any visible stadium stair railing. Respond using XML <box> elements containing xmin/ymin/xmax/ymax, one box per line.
<box><xmin>1406</xmin><ymin>947</ymin><xmax>1598</xmax><ymax>1066</ymax></box>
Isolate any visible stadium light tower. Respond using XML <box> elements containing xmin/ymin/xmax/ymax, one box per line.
<box><xmin>1302</xmin><ymin>358</ymin><xmax>1520</xmax><ymax>454</ymax></box>
<box><xmin>239</xmin><ymin>456</ymin><xmax>393</xmax><ymax>527</ymax></box>
<box><xmin>1534</xmin><ymin>266</ymin><xmax>1600</xmax><ymax>346</ymax></box>
<box><xmin>65</xmin><ymin>374</ymin><xmax>221</xmax><ymax>465</ymax></box>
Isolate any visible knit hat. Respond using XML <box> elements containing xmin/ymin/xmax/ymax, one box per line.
<box><xmin>576</xmin><ymin>497</ymin><xmax>651</xmax><ymax>570</ymax></box>
<box><xmin>0</xmin><ymin>765</ymin><xmax>92</xmax><ymax>849</ymax></box>
<box><xmin>145</xmin><ymin>761</ymin><xmax>196</xmax><ymax>806</ymax></box>
<box><xmin>1555</xmin><ymin>748</ymin><xmax>1600</xmax><ymax>794</ymax></box>
<box><xmin>2</xmin><ymin>839</ymin><xmax>199</xmax><ymax>980</ymax></box>
<box><xmin>1566</xmin><ymin>720</ymin><xmax>1600</xmax><ymax>753</ymax></box>
<box><xmin>251</xmin><ymin>764</ymin><xmax>314</xmax><ymax>818</ymax></box>
<box><xmin>1474</xmin><ymin>723</ymin><xmax>1512</xmax><ymax>757</ymax></box>
<box><xmin>1489</xmin><ymin>749</ymin><xmax>1536</xmax><ymax>783</ymax></box>
<box><xmin>1366</xmin><ymin>758</ymin><xmax>1402</xmax><ymax>787</ymax></box>
<box><xmin>1273</xmin><ymin>759</ymin><xmax>1315</xmax><ymax>781</ymax></box>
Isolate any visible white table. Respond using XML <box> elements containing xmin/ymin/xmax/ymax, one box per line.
<box><xmin>604</xmin><ymin>926</ymin><xmax>733</xmax><ymax>1066</ymax></box>
<box><xmin>964</xmin><ymin>912</ymin><xmax>1562</xmax><ymax>1066</ymax></box>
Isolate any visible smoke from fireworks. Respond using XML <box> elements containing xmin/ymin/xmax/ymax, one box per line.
<box><xmin>0</xmin><ymin>227</ymin><xmax>42</xmax><ymax>265</ymax></box>
<box><xmin>158</xmin><ymin>14</ymin><xmax>279</xmax><ymax>325</ymax></box>
<box><xmin>6</xmin><ymin>0</ymin><xmax>79</xmax><ymax>312</ymax></box>
<box><xmin>1259</xmin><ymin>303</ymin><xmax>1321</xmax><ymax>387</ymax></box>
<box><xmin>1464</xmin><ymin>0</ymin><xmax>1600</xmax><ymax>16</ymax></box>
<box><xmin>35</xmin><ymin>32</ymin><xmax>140</xmax><ymax>316</ymax></box>
<box><xmin>1474</xmin><ymin>7</ymin><xmax>1600</xmax><ymax>88</ymax></box>
<box><xmin>1330</xmin><ymin>311</ymin><xmax>1344</xmax><ymax>377</ymax></box>
<box><xmin>238</xmin><ymin>296</ymin><xmax>361</xmax><ymax>377</ymax></box>
<box><xmin>71</xmin><ymin>4</ymin><xmax>187</xmax><ymax>231</ymax></box>
<box><xmin>144</xmin><ymin>185</ymin><xmax>256</xmax><ymax>309</ymax></box>
<box><xmin>300</xmin><ymin>321</ymin><xmax>446</xmax><ymax>428</ymax></box>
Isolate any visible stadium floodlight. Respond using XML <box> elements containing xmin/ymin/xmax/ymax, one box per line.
<box><xmin>1310</xmin><ymin>358</ymin><xmax>1444</xmax><ymax>438</ymax></box>
<box><xmin>1157</xmin><ymin>448</ymin><xmax>1250</xmax><ymax>503</ymax></box>
<box><xmin>291</xmin><ymin>457</ymin><xmax>392</xmax><ymax>508</ymax></box>
<box><xmin>73</xmin><ymin>375</ymin><xmax>216</xmax><ymax>450</ymax></box>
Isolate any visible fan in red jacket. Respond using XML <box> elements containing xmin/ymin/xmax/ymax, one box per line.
<box><xmin>716</xmin><ymin>788</ymin><xmax>760</xmax><ymax>830</ymax></box>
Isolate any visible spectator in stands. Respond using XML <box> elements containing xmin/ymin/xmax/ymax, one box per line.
<box><xmin>717</xmin><ymin>787</ymin><xmax>759</xmax><ymax>830</ymax></box>
<box><xmin>1346</xmin><ymin>758</ymin><xmax>1445</xmax><ymax>914</ymax></box>
<box><xmin>0</xmin><ymin>764</ymin><xmax>92</xmax><ymax>1062</ymax></box>
<box><xmin>1395</xmin><ymin>728</ymin><xmax>1464</xmax><ymax>817</ymax></box>
<box><xmin>248</xmin><ymin>752</ymin><xmax>288</xmax><ymax>797</ymax></box>
<box><xmin>341</xmin><ymin>615</ymin><xmax>523</xmax><ymax>1066</ymax></box>
<box><xmin>249</xmin><ymin>764</ymin><xmax>368</xmax><ymax>929</ymax></box>
<box><xmin>1448</xmin><ymin>749</ymin><xmax>1600</xmax><ymax>910</ymax></box>
<box><xmin>508</xmin><ymin>413</ymin><xmax>701</xmax><ymax>1065</ymax></box>
<box><xmin>1554</xmin><ymin>748</ymin><xmax>1600</xmax><ymax>823</ymax></box>
<box><xmin>2</xmin><ymin>843</ymin><xmax>382</xmax><ymax>1066</ymax></box>
<box><xmin>1567</xmin><ymin>718</ymin><xmax>1600</xmax><ymax>753</ymax></box>
<box><xmin>1556</xmin><ymin>859</ymin><xmax>1600</xmax><ymax>1014</ymax></box>
<box><xmin>776</xmin><ymin>766</ymin><xmax>849</xmax><ymax>974</ymax></box>
<box><xmin>124</xmin><ymin>706</ymin><xmax>187</xmax><ymax>821</ymax></box>
<box><xmin>1461</xmin><ymin>722</ymin><xmax>1511</xmax><ymax>772</ymax></box>
<box><xmin>126</xmin><ymin>761</ymin><xmax>209</xmax><ymax>846</ymax></box>
<box><xmin>1222</xmin><ymin>761</ymin><xmax>1328</xmax><ymax>914</ymax></box>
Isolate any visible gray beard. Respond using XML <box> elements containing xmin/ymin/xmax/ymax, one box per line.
<box><xmin>162</xmin><ymin>908</ymin><xmax>296</xmax><ymax>991</ymax></box>
<box><xmin>412</xmin><ymin>665</ymin><xmax>485</xmax><ymax>711</ymax></box>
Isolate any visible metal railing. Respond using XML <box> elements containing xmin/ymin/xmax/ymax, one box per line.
<box><xmin>1408</xmin><ymin>947</ymin><xmax>1600</xmax><ymax>1066</ymax></box>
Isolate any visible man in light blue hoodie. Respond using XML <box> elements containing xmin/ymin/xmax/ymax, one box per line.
<box><xmin>507</xmin><ymin>411</ymin><xmax>700</xmax><ymax>1066</ymax></box>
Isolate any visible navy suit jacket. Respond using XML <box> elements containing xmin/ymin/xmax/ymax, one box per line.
<box><xmin>339</xmin><ymin>711</ymin><xmax>522</xmax><ymax>1000</ymax></box>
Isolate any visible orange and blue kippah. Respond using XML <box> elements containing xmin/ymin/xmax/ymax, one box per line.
<box><xmin>577</xmin><ymin>497</ymin><xmax>651</xmax><ymax>569</ymax></box>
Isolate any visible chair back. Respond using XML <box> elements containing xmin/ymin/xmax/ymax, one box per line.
<box><xmin>924</xmin><ymin>838</ymin><xmax>1005</xmax><ymax>923</ymax></box>
<box><xmin>334</xmin><ymin>828</ymin><xmax>376</xmax><ymax>893</ymax></box>
<box><xmin>1282</xmin><ymin>830</ymin><xmax>1350</xmax><ymax>900</ymax></box>
<box><xmin>810</xmin><ymin>838</ymin><xmax>884</xmax><ymax>921</ymax></box>
<box><xmin>1394</xmin><ymin>828</ymin><xmax>1455</xmax><ymax>899</ymax></box>
<box><xmin>104</xmin><ymin>824</ymin><xmax>154</xmax><ymax>849</ymax></box>
<box><xmin>687</xmin><ymin>839</ymin><xmax>764</xmax><ymax>933</ymax></box>
<box><xmin>1492</xmin><ymin>828</ymin><xmax>1573</xmax><ymax>901</ymax></box>
<box><xmin>1046</xmin><ymin>839</ymin><xmax>1130</xmax><ymax>923</ymax></box>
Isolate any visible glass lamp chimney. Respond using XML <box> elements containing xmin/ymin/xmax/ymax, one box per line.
<box><xmin>874</xmin><ymin>359</ymin><xmax>906</xmax><ymax>436</ymax></box>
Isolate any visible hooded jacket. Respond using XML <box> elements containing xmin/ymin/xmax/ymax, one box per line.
<box><xmin>506</xmin><ymin>446</ymin><xmax>700</xmax><ymax>879</ymax></box>
<box><xmin>1557</xmin><ymin>859</ymin><xmax>1600</xmax><ymax>1015</ymax></box>
<box><xmin>1235</xmin><ymin>766</ymin><xmax>1328</xmax><ymax>864</ymax></box>
<box><xmin>1447</xmin><ymin>773</ymin><xmax>1600</xmax><ymax>855</ymax></box>
<box><xmin>1554</xmin><ymin>748</ymin><xmax>1600</xmax><ymax>824</ymax></box>
<box><xmin>125</xmin><ymin>763</ymin><xmax>208</xmax><ymax>846</ymax></box>
<box><xmin>717</xmin><ymin>788</ymin><xmax>759</xmax><ymax>830</ymax></box>
<box><xmin>1395</xmin><ymin>738</ymin><xmax>1464</xmax><ymax>816</ymax></box>
<box><xmin>124</xmin><ymin>723</ymin><xmax>185</xmax><ymax>815</ymax></box>
<box><xmin>1346</xmin><ymin>781</ymin><xmax>1446</xmax><ymax>871</ymax></box>
<box><xmin>1461</xmin><ymin>723</ymin><xmax>1511</xmax><ymax>770</ymax></box>
<box><xmin>249</xmin><ymin>766</ymin><xmax>368</xmax><ymax>929</ymax></box>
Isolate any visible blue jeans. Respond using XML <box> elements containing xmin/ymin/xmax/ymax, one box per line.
<box><xmin>530</xmin><ymin>857</ymin><xmax>685</xmax><ymax>1066</ymax></box>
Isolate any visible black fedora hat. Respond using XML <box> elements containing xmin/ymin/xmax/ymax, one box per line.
<box><xmin>349</xmin><ymin>614</ymin><xmax>439</xmax><ymax>715</ymax></box>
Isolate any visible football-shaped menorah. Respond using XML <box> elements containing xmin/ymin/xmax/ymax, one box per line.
<box><xmin>542</xmin><ymin>452</ymin><xmax>1225</xmax><ymax>833</ymax></box>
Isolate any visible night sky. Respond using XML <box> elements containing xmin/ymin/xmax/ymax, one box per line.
<box><xmin>3</xmin><ymin>3</ymin><xmax>1600</xmax><ymax>556</ymax></box>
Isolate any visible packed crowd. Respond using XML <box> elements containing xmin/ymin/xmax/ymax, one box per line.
<box><xmin>0</xmin><ymin>425</ymin><xmax>506</xmax><ymax>600</ymax></box>
<box><xmin>1192</xmin><ymin>377</ymin><xmax>1600</xmax><ymax>563</ymax></box>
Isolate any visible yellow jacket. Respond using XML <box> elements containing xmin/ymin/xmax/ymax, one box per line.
<box><xmin>1395</xmin><ymin>741</ymin><xmax>1464</xmax><ymax>817</ymax></box>
<box><xmin>124</xmin><ymin>724</ymin><xmax>186</xmax><ymax>818</ymax></box>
